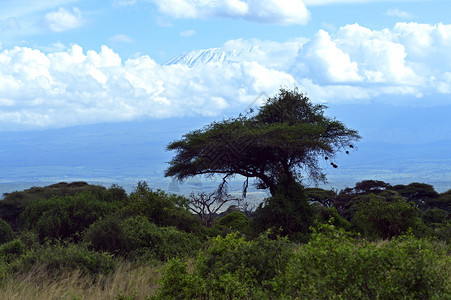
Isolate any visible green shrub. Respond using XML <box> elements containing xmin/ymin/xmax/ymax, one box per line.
<box><xmin>422</xmin><ymin>208</ymin><xmax>448</xmax><ymax>225</ymax></box>
<box><xmin>155</xmin><ymin>231</ymin><xmax>292</xmax><ymax>299</ymax></box>
<box><xmin>123</xmin><ymin>182</ymin><xmax>204</xmax><ymax>234</ymax></box>
<box><xmin>314</xmin><ymin>206</ymin><xmax>351</xmax><ymax>230</ymax></box>
<box><xmin>10</xmin><ymin>241</ymin><xmax>116</xmax><ymax>276</ymax></box>
<box><xmin>210</xmin><ymin>211</ymin><xmax>251</xmax><ymax>236</ymax></box>
<box><xmin>274</xmin><ymin>223</ymin><xmax>451</xmax><ymax>299</ymax></box>
<box><xmin>0</xmin><ymin>182</ymin><xmax>126</xmax><ymax>231</ymax></box>
<box><xmin>0</xmin><ymin>239</ymin><xmax>26</xmax><ymax>263</ymax></box>
<box><xmin>352</xmin><ymin>195</ymin><xmax>421</xmax><ymax>239</ymax></box>
<box><xmin>430</xmin><ymin>221</ymin><xmax>451</xmax><ymax>242</ymax></box>
<box><xmin>157</xmin><ymin>226</ymin><xmax>202</xmax><ymax>261</ymax></box>
<box><xmin>0</xmin><ymin>218</ymin><xmax>15</xmax><ymax>244</ymax></box>
<box><xmin>253</xmin><ymin>181</ymin><xmax>313</xmax><ymax>241</ymax></box>
<box><xmin>20</xmin><ymin>191</ymin><xmax>121</xmax><ymax>242</ymax></box>
<box><xmin>83</xmin><ymin>214</ymin><xmax>127</xmax><ymax>255</ymax></box>
<box><xmin>84</xmin><ymin>215</ymin><xmax>202</xmax><ymax>260</ymax></box>
<box><xmin>155</xmin><ymin>223</ymin><xmax>450</xmax><ymax>299</ymax></box>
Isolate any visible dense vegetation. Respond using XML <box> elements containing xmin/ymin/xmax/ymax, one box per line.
<box><xmin>0</xmin><ymin>179</ymin><xmax>448</xmax><ymax>299</ymax></box>
<box><xmin>0</xmin><ymin>90</ymin><xmax>449</xmax><ymax>298</ymax></box>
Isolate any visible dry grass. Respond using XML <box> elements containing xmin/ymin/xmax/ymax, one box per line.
<box><xmin>0</xmin><ymin>261</ymin><xmax>162</xmax><ymax>300</ymax></box>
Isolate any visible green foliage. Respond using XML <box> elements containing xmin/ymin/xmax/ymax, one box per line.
<box><xmin>83</xmin><ymin>214</ymin><xmax>127</xmax><ymax>255</ymax></box>
<box><xmin>123</xmin><ymin>182</ymin><xmax>204</xmax><ymax>234</ymax></box>
<box><xmin>430</xmin><ymin>221</ymin><xmax>451</xmax><ymax>242</ymax></box>
<box><xmin>352</xmin><ymin>195</ymin><xmax>421</xmax><ymax>239</ymax></box>
<box><xmin>274</xmin><ymin>223</ymin><xmax>451</xmax><ymax>299</ymax></box>
<box><xmin>10</xmin><ymin>241</ymin><xmax>116</xmax><ymax>276</ymax></box>
<box><xmin>394</xmin><ymin>182</ymin><xmax>439</xmax><ymax>210</ymax></box>
<box><xmin>84</xmin><ymin>215</ymin><xmax>202</xmax><ymax>261</ymax></box>
<box><xmin>0</xmin><ymin>182</ymin><xmax>126</xmax><ymax>231</ymax></box>
<box><xmin>0</xmin><ymin>218</ymin><xmax>15</xmax><ymax>244</ymax></box>
<box><xmin>210</xmin><ymin>211</ymin><xmax>251</xmax><ymax>236</ymax></box>
<box><xmin>305</xmin><ymin>187</ymin><xmax>337</xmax><ymax>207</ymax></box>
<box><xmin>253</xmin><ymin>181</ymin><xmax>313</xmax><ymax>240</ymax></box>
<box><xmin>431</xmin><ymin>189</ymin><xmax>451</xmax><ymax>212</ymax></box>
<box><xmin>20</xmin><ymin>191</ymin><xmax>121</xmax><ymax>242</ymax></box>
<box><xmin>0</xmin><ymin>239</ymin><xmax>26</xmax><ymax>264</ymax></box>
<box><xmin>314</xmin><ymin>206</ymin><xmax>351</xmax><ymax>230</ymax></box>
<box><xmin>165</xmin><ymin>88</ymin><xmax>360</xmax><ymax>197</ymax></box>
<box><xmin>154</xmin><ymin>232</ymin><xmax>292</xmax><ymax>299</ymax></box>
<box><xmin>354</xmin><ymin>180</ymin><xmax>392</xmax><ymax>194</ymax></box>
<box><xmin>422</xmin><ymin>208</ymin><xmax>448</xmax><ymax>225</ymax></box>
<box><xmin>156</xmin><ymin>223</ymin><xmax>450</xmax><ymax>299</ymax></box>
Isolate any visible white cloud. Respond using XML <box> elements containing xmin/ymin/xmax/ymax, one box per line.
<box><xmin>44</xmin><ymin>7</ymin><xmax>83</xmax><ymax>32</ymax></box>
<box><xmin>302</xmin><ymin>29</ymin><xmax>362</xmax><ymax>82</ymax></box>
<box><xmin>1</xmin><ymin>22</ymin><xmax>451</xmax><ymax>130</ymax></box>
<box><xmin>150</xmin><ymin>0</ymin><xmax>310</xmax><ymax>25</ymax></box>
<box><xmin>385</xmin><ymin>8</ymin><xmax>412</xmax><ymax>19</ymax></box>
<box><xmin>0</xmin><ymin>44</ymin><xmax>295</xmax><ymax>129</ymax></box>
<box><xmin>180</xmin><ymin>29</ymin><xmax>196</xmax><ymax>37</ymax></box>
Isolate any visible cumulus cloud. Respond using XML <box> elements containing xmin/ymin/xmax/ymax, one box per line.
<box><xmin>150</xmin><ymin>0</ymin><xmax>310</xmax><ymax>25</ymax></box>
<box><xmin>0</xmin><ymin>44</ymin><xmax>295</xmax><ymax>129</ymax></box>
<box><xmin>302</xmin><ymin>29</ymin><xmax>362</xmax><ymax>82</ymax></box>
<box><xmin>0</xmin><ymin>22</ymin><xmax>450</xmax><ymax>130</ymax></box>
<box><xmin>44</xmin><ymin>7</ymin><xmax>83</xmax><ymax>32</ymax></box>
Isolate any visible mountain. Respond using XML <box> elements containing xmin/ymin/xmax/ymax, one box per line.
<box><xmin>166</xmin><ymin>47</ymin><xmax>255</xmax><ymax>67</ymax></box>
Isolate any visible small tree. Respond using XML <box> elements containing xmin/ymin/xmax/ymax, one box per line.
<box><xmin>352</xmin><ymin>195</ymin><xmax>421</xmax><ymax>239</ymax></box>
<box><xmin>188</xmin><ymin>192</ymin><xmax>239</xmax><ymax>227</ymax></box>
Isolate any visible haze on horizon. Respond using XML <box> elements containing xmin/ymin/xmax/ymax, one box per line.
<box><xmin>0</xmin><ymin>0</ymin><xmax>450</xmax><ymax>195</ymax></box>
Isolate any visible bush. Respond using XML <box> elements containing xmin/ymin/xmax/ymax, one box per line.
<box><xmin>123</xmin><ymin>182</ymin><xmax>204</xmax><ymax>234</ymax></box>
<box><xmin>84</xmin><ymin>215</ymin><xmax>202</xmax><ymax>260</ymax></box>
<box><xmin>83</xmin><ymin>214</ymin><xmax>127</xmax><ymax>255</ymax></box>
<box><xmin>9</xmin><ymin>241</ymin><xmax>116</xmax><ymax>276</ymax></box>
<box><xmin>314</xmin><ymin>206</ymin><xmax>351</xmax><ymax>230</ymax></box>
<box><xmin>0</xmin><ymin>182</ymin><xmax>127</xmax><ymax>231</ymax></box>
<box><xmin>155</xmin><ymin>223</ymin><xmax>451</xmax><ymax>299</ymax></box>
<box><xmin>0</xmin><ymin>219</ymin><xmax>15</xmax><ymax>244</ymax></box>
<box><xmin>352</xmin><ymin>195</ymin><xmax>421</xmax><ymax>239</ymax></box>
<box><xmin>422</xmin><ymin>208</ymin><xmax>448</xmax><ymax>225</ymax></box>
<box><xmin>0</xmin><ymin>239</ymin><xmax>26</xmax><ymax>264</ymax></box>
<box><xmin>155</xmin><ymin>231</ymin><xmax>292</xmax><ymax>299</ymax></box>
<box><xmin>274</xmin><ymin>223</ymin><xmax>451</xmax><ymax>299</ymax></box>
<box><xmin>253</xmin><ymin>181</ymin><xmax>313</xmax><ymax>241</ymax></box>
<box><xmin>20</xmin><ymin>191</ymin><xmax>121</xmax><ymax>242</ymax></box>
<box><xmin>210</xmin><ymin>211</ymin><xmax>251</xmax><ymax>236</ymax></box>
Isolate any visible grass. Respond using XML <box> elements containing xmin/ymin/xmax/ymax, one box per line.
<box><xmin>0</xmin><ymin>261</ymin><xmax>161</xmax><ymax>300</ymax></box>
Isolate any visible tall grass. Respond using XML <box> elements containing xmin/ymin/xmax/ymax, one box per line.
<box><xmin>0</xmin><ymin>261</ymin><xmax>161</xmax><ymax>300</ymax></box>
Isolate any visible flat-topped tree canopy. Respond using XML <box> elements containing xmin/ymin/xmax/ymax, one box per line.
<box><xmin>165</xmin><ymin>88</ymin><xmax>361</xmax><ymax>196</ymax></box>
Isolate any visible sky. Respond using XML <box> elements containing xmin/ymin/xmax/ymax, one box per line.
<box><xmin>0</xmin><ymin>0</ymin><xmax>450</xmax><ymax>194</ymax></box>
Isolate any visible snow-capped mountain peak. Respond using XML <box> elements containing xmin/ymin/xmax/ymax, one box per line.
<box><xmin>166</xmin><ymin>47</ymin><xmax>255</xmax><ymax>67</ymax></box>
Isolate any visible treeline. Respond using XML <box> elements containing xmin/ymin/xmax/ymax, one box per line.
<box><xmin>0</xmin><ymin>180</ymin><xmax>449</xmax><ymax>298</ymax></box>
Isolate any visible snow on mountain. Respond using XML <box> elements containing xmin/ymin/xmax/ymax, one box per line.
<box><xmin>165</xmin><ymin>40</ymin><xmax>303</xmax><ymax>70</ymax></box>
<box><xmin>165</xmin><ymin>47</ymin><xmax>255</xmax><ymax>67</ymax></box>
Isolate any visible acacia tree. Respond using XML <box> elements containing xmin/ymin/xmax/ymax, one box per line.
<box><xmin>188</xmin><ymin>192</ymin><xmax>239</xmax><ymax>227</ymax></box>
<box><xmin>165</xmin><ymin>88</ymin><xmax>360</xmax><ymax>197</ymax></box>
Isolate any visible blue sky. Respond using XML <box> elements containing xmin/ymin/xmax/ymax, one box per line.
<box><xmin>1</xmin><ymin>0</ymin><xmax>450</xmax><ymax>128</ymax></box>
<box><xmin>0</xmin><ymin>0</ymin><xmax>450</xmax><ymax>193</ymax></box>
